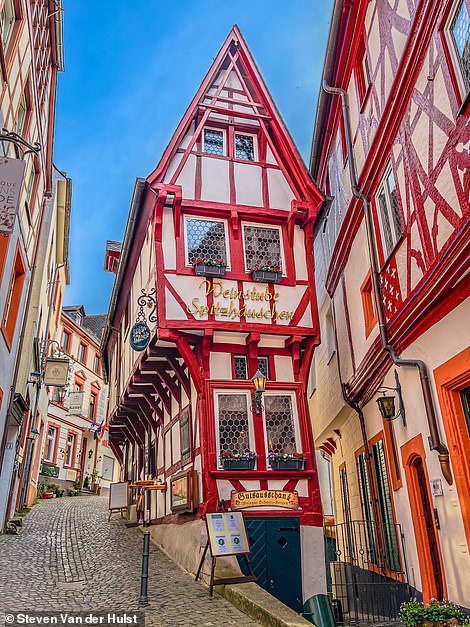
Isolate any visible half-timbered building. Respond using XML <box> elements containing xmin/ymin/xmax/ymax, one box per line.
<box><xmin>102</xmin><ymin>26</ymin><xmax>326</xmax><ymax>611</ymax></box>
<box><xmin>309</xmin><ymin>0</ymin><xmax>469</xmax><ymax>619</ymax></box>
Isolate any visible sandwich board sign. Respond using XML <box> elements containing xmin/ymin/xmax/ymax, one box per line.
<box><xmin>108</xmin><ymin>481</ymin><xmax>128</xmax><ymax>521</ymax></box>
<box><xmin>206</xmin><ymin>512</ymin><xmax>250</xmax><ymax>556</ymax></box>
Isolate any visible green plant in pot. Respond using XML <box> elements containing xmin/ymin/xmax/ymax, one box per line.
<box><xmin>83</xmin><ymin>475</ymin><xmax>91</xmax><ymax>489</ymax></box>
<box><xmin>400</xmin><ymin>600</ymin><xmax>464</xmax><ymax>627</ymax></box>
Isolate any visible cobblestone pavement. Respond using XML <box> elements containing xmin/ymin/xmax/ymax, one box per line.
<box><xmin>0</xmin><ymin>496</ymin><xmax>260</xmax><ymax>626</ymax></box>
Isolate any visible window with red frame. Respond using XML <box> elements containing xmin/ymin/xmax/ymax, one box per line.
<box><xmin>354</xmin><ymin>35</ymin><xmax>371</xmax><ymax>107</ymax></box>
<box><xmin>1</xmin><ymin>244</ymin><xmax>26</xmax><ymax>349</ymax></box>
<box><xmin>61</xmin><ymin>329</ymin><xmax>71</xmax><ymax>352</ymax></box>
<box><xmin>78</xmin><ymin>342</ymin><xmax>87</xmax><ymax>364</ymax></box>
<box><xmin>88</xmin><ymin>392</ymin><xmax>97</xmax><ymax>420</ymax></box>
<box><xmin>93</xmin><ymin>352</ymin><xmax>101</xmax><ymax>374</ymax></box>
<box><xmin>361</xmin><ymin>271</ymin><xmax>377</xmax><ymax>338</ymax></box>
<box><xmin>65</xmin><ymin>432</ymin><xmax>76</xmax><ymax>467</ymax></box>
<box><xmin>44</xmin><ymin>426</ymin><xmax>58</xmax><ymax>462</ymax></box>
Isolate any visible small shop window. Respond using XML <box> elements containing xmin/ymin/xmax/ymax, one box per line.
<box><xmin>203</xmin><ymin>128</ymin><xmax>224</xmax><ymax>156</ymax></box>
<box><xmin>235</xmin><ymin>133</ymin><xmax>255</xmax><ymax>161</ymax></box>
<box><xmin>264</xmin><ymin>394</ymin><xmax>297</xmax><ymax>454</ymax></box>
<box><xmin>216</xmin><ymin>393</ymin><xmax>251</xmax><ymax>463</ymax></box>
<box><xmin>185</xmin><ymin>217</ymin><xmax>228</xmax><ymax>266</ymax></box>
<box><xmin>377</xmin><ymin>168</ymin><xmax>403</xmax><ymax>260</ymax></box>
<box><xmin>243</xmin><ymin>224</ymin><xmax>282</xmax><ymax>272</ymax></box>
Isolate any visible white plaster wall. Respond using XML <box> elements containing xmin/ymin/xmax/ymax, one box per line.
<box><xmin>267</xmin><ymin>168</ymin><xmax>295</xmax><ymax>210</ymax></box>
<box><xmin>210</xmin><ymin>353</ymin><xmax>232</xmax><ymax>380</ymax></box>
<box><xmin>234</xmin><ymin>163</ymin><xmax>263</xmax><ymax>207</ymax></box>
<box><xmin>201</xmin><ymin>158</ymin><xmax>230</xmax><ymax>203</ymax></box>
<box><xmin>301</xmin><ymin>526</ymin><xmax>327</xmax><ymax>600</ymax></box>
<box><xmin>162</xmin><ymin>208</ymin><xmax>176</xmax><ymax>269</ymax></box>
<box><xmin>175</xmin><ymin>154</ymin><xmax>196</xmax><ymax>200</ymax></box>
<box><xmin>273</xmin><ymin>356</ymin><xmax>294</xmax><ymax>382</ymax></box>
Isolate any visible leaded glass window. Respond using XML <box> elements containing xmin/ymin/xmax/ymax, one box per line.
<box><xmin>264</xmin><ymin>395</ymin><xmax>297</xmax><ymax>454</ymax></box>
<box><xmin>257</xmin><ymin>356</ymin><xmax>269</xmax><ymax>379</ymax></box>
<box><xmin>235</xmin><ymin>133</ymin><xmax>255</xmax><ymax>161</ymax></box>
<box><xmin>217</xmin><ymin>394</ymin><xmax>250</xmax><ymax>457</ymax></box>
<box><xmin>451</xmin><ymin>0</ymin><xmax>470</xmax><ymax>93</ymax></box>
<box><xmin>186</xmin><ymin>218</ymin><xmax>227</xmax><ymax>265</ymax></box>
<box><xmin>203</xmin><ymin>129</ymin><xmax>224</xmax><ymax>156</ymax></box>
<box><xmin>234</xmin><ymin>356</ymin><xmax>248</xmax><ymax>379</ymax></box>
<box><xmin>243</xmin><ymin>225</ymin><xmax>281</xmax><ymax>271</ymax></box>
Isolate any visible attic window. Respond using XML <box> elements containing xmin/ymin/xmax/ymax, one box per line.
<box><xmin>203</xmin><ymin>128</ymin><xmax>224</xmax><ymax>156</ymax></box>
<box><xmin>235</xmin><ymin>133</ymin><xmax>255</xmax><ymax>161</ymax></box>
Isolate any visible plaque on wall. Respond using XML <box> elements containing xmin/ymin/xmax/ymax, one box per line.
<box><xmin>170</xmin><ymin>469</ymin><xmax>198</xmax><ymax>513</ymax></box>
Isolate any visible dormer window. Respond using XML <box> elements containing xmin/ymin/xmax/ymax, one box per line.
<box><xmin>203</xmin><ymin>128</ymin><xmax>224</xmax><ymax>156</ymax></box>
<box><xmin>235</xmin><ymin>133</ymin><xmax>255</xmax><ymax>161</ymax></box>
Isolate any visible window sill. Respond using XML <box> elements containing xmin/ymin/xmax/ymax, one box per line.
<box><xmin>210</xmin><ymin>469</ymin><xmax>316</xmax><ymax>480</ymax></box>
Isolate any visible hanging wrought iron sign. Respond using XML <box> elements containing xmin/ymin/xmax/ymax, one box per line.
<box><xmin>0</xmin><ymin>131</ymin><xmax>41</xmax><ymax>234</ymax></box>
<box><xmin>0</xmin><ymin>157</ymin><xmax>26</xmax><ymax>234</ymax></box>
<box><xmin>130</xmin><ymin>288</ymin><xmax>157</xmax><ymax>352</ymax></box>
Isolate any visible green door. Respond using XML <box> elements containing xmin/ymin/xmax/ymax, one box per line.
<box><xmin>240</xmin><ymin>516</ymin><xmax>302</xmax><ymax>612</ymax></box>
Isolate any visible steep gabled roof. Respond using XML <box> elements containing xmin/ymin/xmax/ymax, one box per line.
<box><xmin>148</xmin><ymin>25</ymin><xmax>322</xmax><ymax>206</ymax></box>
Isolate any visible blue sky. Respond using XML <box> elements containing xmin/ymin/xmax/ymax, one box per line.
<box><xmin>55</xmin><ymin>0</ymin><xmax>334</xmax><ymax>314</ymax></box>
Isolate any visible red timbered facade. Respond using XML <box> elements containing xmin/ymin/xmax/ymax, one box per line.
<box><xmin>309</xmin><ymin>0</ymin><xmax>469</xmax><ymax>616</ymax></box>
<box><xmin>102</xmin><ymin>27</ymin><xmax>326</xmax><ymax>610</ymax></box>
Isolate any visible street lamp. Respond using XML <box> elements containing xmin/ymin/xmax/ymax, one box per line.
<box><xmin>251</xmin><ymin>370</ymin><xmax>266</xmax><ymax>415</ymax></box>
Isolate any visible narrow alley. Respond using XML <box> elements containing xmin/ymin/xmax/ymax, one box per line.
<box><xmin>0</xmin><ymin>497</ymin><xmax>259</xmax><ymax>626</ymax></box>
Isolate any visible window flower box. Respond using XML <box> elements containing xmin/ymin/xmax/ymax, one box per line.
<box><xmin>193</xmin><ymin>260</ymin><xmax>226</xmax><ymax>278</ymax></box>
<box><xmin>399</xmin><ymin>600</ymin><xmax>465</xmax><ymax>627</ymax></box>
<box><xmin>250</xmin><ymin>265</ymin><xmax>282</xmax><ymax>284</ymax></box>
<box><xmin>220</xmin><ymin>450</ymin><xmax>257</xmax><ymax>471</ymax></box>
<box><xmin>268</xmin><ymin>452</ymin><xmax>306</xmax><ymax>471</ymax></box>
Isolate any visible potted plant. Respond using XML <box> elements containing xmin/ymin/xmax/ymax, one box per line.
<box><xmin>83</xmin><ymin>475</ymin><xmax>91</xmax><ymax>489</ymax></box>
<box><xmin>56</xmin><ymin>489</ymin><xmax>64</xmax><ymax>498</ymax></box>
<box><xmin>250</xmin><ymin>263</ymin><xmax>282</xmax><ymax>284</ymax></box>
<box><xmin>220</xmin><ymin>450</ymin><xmax>257</xmax><ymax>470</ymax></box>
<box><xmin>193</xmin><ymin>258</ymin><xmax>227</xmax><ymax>278</ymax></box>
<box><xmin>92</xmin><ymin>470</ymin><xmax>103</xmax><ymax>495</ymax></box>
<box><xmin>268</xmin><ymin>451</ymin><xmax>306</xmax><ymax>470</ymax></box>
<box><xmin>399</xmin><ymin>600</ymin><xmax>464</xmax><ymax>627</ymax></box>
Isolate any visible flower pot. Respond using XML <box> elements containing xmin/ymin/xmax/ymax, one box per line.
<box><xmin>416</xmin><ymin>622</ymin><xmax>460</xmax><ymax>627</ymax></box>
<box><xmin>251</xmin><ymin>269</ymin><xmax>282</xmax><ymax>284</ymax></box>
<box><xmin>43</xmin><ymin>492</ymin><xmax>54</xmax><ymax>499</ymax></box>
<box><xmin>222</xmin><ymin>458</ymin><xmax>256</xmax><ymax>470</ymax></box>
<box><xmin>194</xmin><ymin>263</ymin><xmax>226</xmax><ymax>278</ymax></box>
<box><xmin>269</xmin><ymin>458</ymin><xmax>305</xmax><ymax>470</ymax></box>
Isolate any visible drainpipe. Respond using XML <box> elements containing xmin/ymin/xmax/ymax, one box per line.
<box><xmin>322</xmin><ymin>82</ymin><xmax>452</xmax><ymax>485</ymax></box>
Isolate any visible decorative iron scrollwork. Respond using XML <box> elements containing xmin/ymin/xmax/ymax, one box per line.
<box><xmin>136</xmin><ymin>287</ymin><xmax>157</xmax><ymax>324</ymax></box>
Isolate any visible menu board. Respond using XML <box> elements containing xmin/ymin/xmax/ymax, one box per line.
<box><xmin>206</xmin><ymin>512</ymin><xmax>250</xmax><ymax>557</ymax></box>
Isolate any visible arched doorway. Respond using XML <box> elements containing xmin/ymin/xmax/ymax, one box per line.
<box><xmin>402</xmin><ymin>436</ymin><xmax>446</xmax><ymax>603</ymax></box>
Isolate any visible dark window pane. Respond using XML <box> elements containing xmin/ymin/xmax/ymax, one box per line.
<box><xmin>218</xmin><ymin>394</ymin><xmax>249</xmax><ymax>455</ymax></box>
<box><xmin>234</xmin><ymin>356</ymin><xmax>247</xmax><ymax>379</ymax></box>
<box><xmin>265</xmin><ymin>395</ymin><xmax>295</xmax><ymax>454</ymax></box>
<box><xmin>451</xmin><ymin>0</ymin><xmax>470</xmax><ymax>92</ymax></box>
<box><xmin>235</xmin><ymin>134</ymin><xmax>254</xmax><ymax>161</ymax></box>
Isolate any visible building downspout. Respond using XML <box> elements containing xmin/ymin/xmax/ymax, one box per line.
<box><xmin>322</xmin><ymin>82</ymin><xmax>452</xmax><ymax>485</ymax></box>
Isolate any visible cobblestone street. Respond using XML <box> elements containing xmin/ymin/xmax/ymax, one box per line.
<box><xmin>0</xmin><ymin>496</ymin><xmax>259</xmax><ymax>626</ymax></box>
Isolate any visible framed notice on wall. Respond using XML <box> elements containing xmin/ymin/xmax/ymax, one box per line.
<box><xmin>206</xmin><ymin>512</ymin><xmax>250</xmax><ymax>557</ymax></box>
<box><xmin>170</xmin><ymin>469</ymin><xmax>198</xmax><ymax>513</ymax></box>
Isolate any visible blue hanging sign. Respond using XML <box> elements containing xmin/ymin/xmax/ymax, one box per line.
<box><xmin>130</xmin><ymin>321</ymin><xmax>151</xmax><ymax>351</ymax></box>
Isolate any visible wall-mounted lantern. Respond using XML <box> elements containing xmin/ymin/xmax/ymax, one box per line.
<box><xmin>251</xmin><ymin>370</ymin><xmax>266</xmax><ymax>415</ymax></box>
<box><xmin>375</xmin><ymin>370</ymin><xmax>406</xmax><ymax>426</ymax></box>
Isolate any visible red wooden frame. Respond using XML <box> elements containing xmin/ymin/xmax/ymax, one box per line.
<box><xmin>1</xmin><ymin>240</ymin><xmax>26</xmax><ymax>350</ymax></box>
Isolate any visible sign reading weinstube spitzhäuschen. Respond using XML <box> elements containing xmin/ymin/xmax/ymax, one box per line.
<box><xmin>0</xmin><ymin>157</ymin><xmax>26</xmax><ymax>234</ymax></box>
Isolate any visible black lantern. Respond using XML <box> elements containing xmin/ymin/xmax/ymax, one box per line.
<box><xmin>376</xmin><ymin>395</ymin><xmax>396</xmax><ymax>420</ymax></box>
<box><xmin>251</xmin><ymin>369</ymin><xmax>266</xmax><ymax>415</ymax></box>
<box><xmin>375</xmin><ymin>370</ymin><xmax>406</xmax><ymax>425</ymax></box>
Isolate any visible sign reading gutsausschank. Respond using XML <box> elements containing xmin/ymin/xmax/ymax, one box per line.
<box><xmin>0</xmin><ymin>157</ymin><xmax>26</xmax><ymax>234</ymax></box>
<box><xmin>231</xmin><ymin>489</ymin><xmax>299</xmax><ymax>510</ymax></box>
